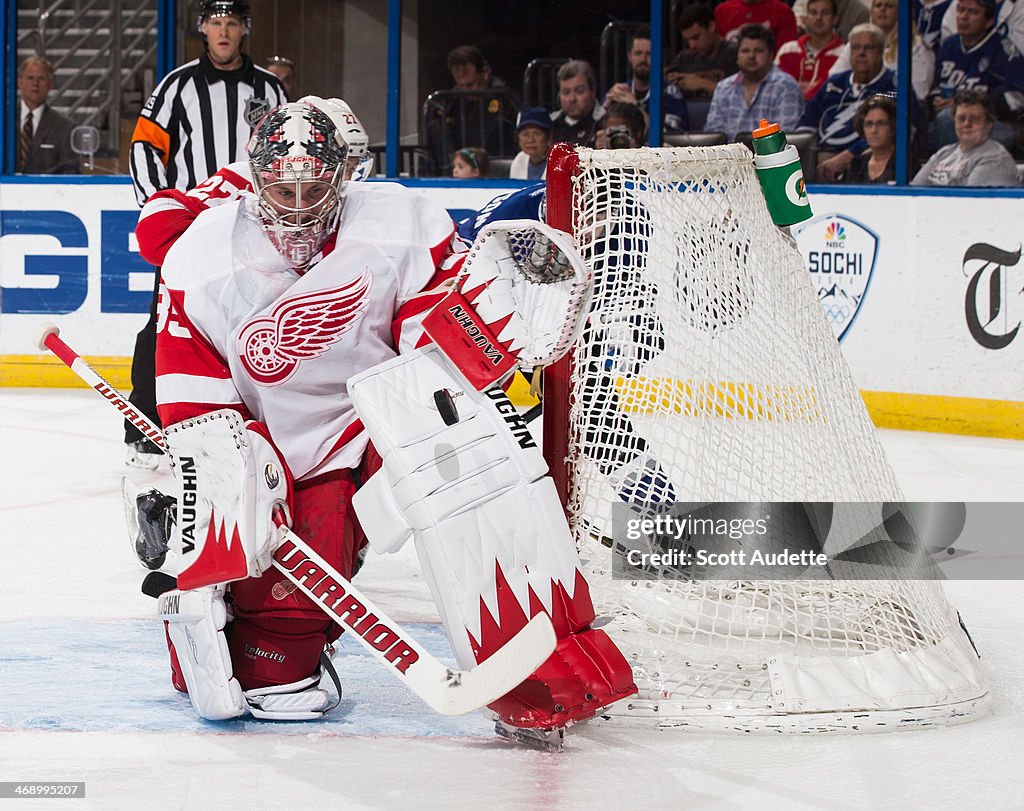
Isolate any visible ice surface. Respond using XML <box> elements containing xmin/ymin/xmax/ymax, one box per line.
<box><xmin>1</xmin><ymin>389</ymin><xmax>1022</xmax><ymax>810</ymax></box>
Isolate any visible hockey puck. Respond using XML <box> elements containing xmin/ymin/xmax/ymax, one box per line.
<box><xmin>141</xmin><ymin>570</ymin><xmax>178</xmax><ymax>598</ymax></box>
<box><xmin>433</xmin><ymin>388</ymin><xmax>460</xmax><ymax>425</ymax></box>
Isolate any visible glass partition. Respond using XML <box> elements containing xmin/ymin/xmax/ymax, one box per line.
<box><xmin>12</xmin><ymin>0</ymin><xmax>159</xmax><ymax>175</ymax></box>
<box><xmin>399</xmin><ymin>0</ymin><xmax>652</xmax><ymax>178</ymax></box>
<box><xmin>4</xmin><ymin>0</ymin><xmax>1023</xmax><ymax>188</ymax></box>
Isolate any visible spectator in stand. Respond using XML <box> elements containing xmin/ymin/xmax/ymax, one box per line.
<box><xmin>666</xmin><ymin>4</ymin><xmax>739</xmax><ymax>99</ymax></box>
<box><xmin>845</xmin><ymin>94</ymin><xmax>897</xmax><ymax>182</ymax></box>
<box><xmin>550</xmin><ymin>59</ymin><xmax>606</xmax><ymax>147</ymax></box>
<box><xmin>830</xmin><ymin>0</ymin><xmax>935</xmax><ymax>101</ymax></box>
<box><xmin>448</xmin><ymin>45</ymin><xmax>509</xmax><ymax>91</ymax></box>
<box><xmin>510</xmin><ymin>107</ymin><xmax>552</xmax><ymax>180</ymax></box>
<box><xmin>776</xmin><ymin>0</ymin><xmax>846</xmax><ymax>100</ymax></box>
<box><xmin>265</xmin><ymin>55</ymin><xmax>297</xmax><ymax>99</ymax></box>
<box><xmin>793</xmin><ymin>0</ymin><xmax>870</xmax><ymax>40</ymax></box>
<box><xmin>705</xmin><ymin>24</ymin><xmax>805</xmax><ymax>140</ymax></box>
<box><xmin>15</xmin><ymin>55</ymin><xmax>77</xmax><ymax>174</ymax></box>
<box><xmin>938</xmin><ymin>0</ymin><xmax>1024</xmax><ymax>53</ymax></box>
<box><xmin>913</xmin><ymin>88</ymin><xmax>1020</xmax><ymax>184</ymax></box>
<box><xmin>451</xmin><ymin>146</ymin><xmax>490</xmax><ymax>178</ymax></box>
<box><xmin>427</xmin><ymin>45</ymin><xmax>517</xmax><ymax>172</ymax></box>
<box><xmin>715</xmin><ymin>0</ymin><xmax>799</xmax><ymax>47</ymax></box>
<box><xmin>604</xmin><ymin>25</ymin><xmax>689</xmax><ymax>136</ymax></box>
<box><xmin>798</xmin><ymin>23</ymin><xmax>896</xmax><ymax>180</ymax></box>
<box><xmin>929</xmin><ymin>0</ymin><xmax>1024</xmax><ymax>151</ymax></box>
<box><xmin>914</xmin><ymin>0</ymin><xmax>954</xmax><ymax>51</ymax></box>
<box><xmin>594</xmin><ymin>101</ymin><xmax>648</xmax><ymax>149</ymax></box>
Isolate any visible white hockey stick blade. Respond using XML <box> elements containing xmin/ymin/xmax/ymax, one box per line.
<box><xmin>273</xmin><ymin>528</ymin><xmax>557</xmax><ymax>716</ymax></box>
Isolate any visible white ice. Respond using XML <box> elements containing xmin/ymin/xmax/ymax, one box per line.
<box><xmin>0</xmin><ymin>388</ymin><xmax>1022</xmax><ymax>810</ymax></box>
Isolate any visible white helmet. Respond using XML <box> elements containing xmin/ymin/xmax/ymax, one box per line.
<box><xmin>299</xmin><ymin>95</ymin><xmax>368</xmax><ymax>159</ymax></box>
<box><xmin>248</xmin><ymin>102</ymin><xmax>347</xmax><ymax>268</ymax></box>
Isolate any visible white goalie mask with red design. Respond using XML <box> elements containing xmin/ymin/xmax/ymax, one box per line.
<box><xmin>248</xmin><ymin>102</ymin><xmax>348</xmax><ymax>268</ymax></box>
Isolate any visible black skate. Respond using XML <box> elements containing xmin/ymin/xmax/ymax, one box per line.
<box><xmin>125</xmin><ymin>437</ymin><xmax>164</xmax><ymax>471</ymax></box>
<box><xmin>122</xmin><ymin>478</ymin><xmax>176</xmax><ymax>570</ymax></box>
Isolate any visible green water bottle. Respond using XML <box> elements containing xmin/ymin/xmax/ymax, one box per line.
<box><xmin>751</xmin><ymin>119</ymin><xmax>812</xmax><ymax>227</ymax></box>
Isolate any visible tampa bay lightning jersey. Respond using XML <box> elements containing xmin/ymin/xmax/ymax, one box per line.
<box><xmin>914</xmin><ymin>0</ymin><xmax>953</xmax><ymax>51</ymax></box>
<box><xmin>457</xmin><ymin>183</ymin><xmax>546</xmax><ymax>241</ymax></box>
<box><xmin>933</xmin><ymin>28</ymin><xmax>1024</xmax><ymax>107</ymax></box>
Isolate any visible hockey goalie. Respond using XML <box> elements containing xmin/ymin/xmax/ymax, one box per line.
<box><xmin>146</xmin><ymin>101</ymin><xmax>636</xmax><ymax>737</ymax></box>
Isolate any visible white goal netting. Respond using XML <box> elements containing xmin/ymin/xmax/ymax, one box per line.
<box><xmin>549</xmin><ymin>145</ymin><xmax>989</xmax><ymax>732</ymax></box>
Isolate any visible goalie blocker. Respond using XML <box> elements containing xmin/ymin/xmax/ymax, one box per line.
<box><xmin>350</xmin><ymin>221</ymin><xmax>636</xmax><ymax>730</ymax></box>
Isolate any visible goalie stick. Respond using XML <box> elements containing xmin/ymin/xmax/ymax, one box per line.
<box><xmin>37</xmin><ymin>325</ymin><xmax>166</xmax><ymax>452</ymax></box>
<box><xmin>37</xmin><ymin>323</ymin><xmax>558</xmax><ymax>717</ymax></box>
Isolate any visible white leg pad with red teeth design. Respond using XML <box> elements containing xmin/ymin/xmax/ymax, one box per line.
<box><xmin>348</xmin><ymin>347</ymin><xmax>638</xmax><ymax>729</ymax></box>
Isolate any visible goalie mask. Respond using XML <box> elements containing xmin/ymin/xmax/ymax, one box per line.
<box><xmin>248</xmin><ymin>102</ymin><xmax>348</xmax><ymax>268</ymax></box>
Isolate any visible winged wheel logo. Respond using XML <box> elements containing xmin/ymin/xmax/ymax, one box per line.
<box><xmin>238</xmin><ymin>270</ymin><xmax>373</xmax><ymax>385</ymax></box>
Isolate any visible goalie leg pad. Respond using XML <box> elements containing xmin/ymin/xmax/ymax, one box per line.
<box><xmin>244</xmin><ymin>672</ymin><xmax>338</xmax><ymax>721</ymax></box>
<box><xmin>157</xmin><ymin>472</ymin><xmax>360</xmax><ymax>721</ymax></box>
<box><xmin>165</xmin><ymin>409</ymin><xmax>294</xmax><ymax>590</ymax></box>
<box><xmin>349</xmin><ymin>347</ymin><xmax>636</xmax><ymax>728</ymax></box>
<box><xmin>159</xmin><ymin>587</ymin><xmax>246</xmax><ymax>721</ymax></box>
<box><xmin>242</xmin><ymin>654</ymin><xmax>342</xmax><ymax>721</ymax></box>
<box><xmin>489</xmin><ymin>628</ymin><xmax>638</xmax><ymax>729</ymax></box>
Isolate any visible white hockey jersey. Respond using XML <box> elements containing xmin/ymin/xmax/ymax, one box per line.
<box><xmin>155</xmin><ymin>182</ymin><xmax>467</xmax><ymax>480</ymax></box>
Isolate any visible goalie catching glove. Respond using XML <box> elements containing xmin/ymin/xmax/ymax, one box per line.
<box><xmin>164</xmin><ymin>409</ymin><xmax>293</xmax><ymax>590</ymax></box>
<box><xmin>421</xmin><ymin>220</ymin><xmax>592</xmax><ymax>390</ymax></box>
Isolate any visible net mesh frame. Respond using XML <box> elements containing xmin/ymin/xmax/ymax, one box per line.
<box><xmin>547</xmin><ymin>144</ymin><xmax>989</xmax><ymax>730</ymax></box>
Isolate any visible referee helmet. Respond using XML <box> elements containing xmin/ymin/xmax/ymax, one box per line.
<box><xmin>197</xmin><ymin>0</ymin><xmax>252</xmax><ymax>33</ymax></box>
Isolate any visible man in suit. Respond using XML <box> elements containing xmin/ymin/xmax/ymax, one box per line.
<box><xmin>16</xmin><ymin>55</ymin><xmax>78</xmax><ymax>174</ymax></box>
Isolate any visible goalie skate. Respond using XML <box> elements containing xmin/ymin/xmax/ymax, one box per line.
<box><xmin>125</xmin><ymin>438</ymin><xmax>162</xmax><ymax>470</ymax></box>
<box><xmin>121</xmin><ymin>477</ymin><xmax>175</xmax><ymax>570</ymax></box>
<box><xmin>493</xmin><ymin>719</ymin><xmax>565</xmax><ymax>752</ymax></box>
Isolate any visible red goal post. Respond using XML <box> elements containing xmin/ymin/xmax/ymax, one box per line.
<box><xmin>542</xmin><ymin>141</ymin><xmax>579</xmax><ymax>507</ymax></box>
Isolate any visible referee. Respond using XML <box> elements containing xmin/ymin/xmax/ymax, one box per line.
<box><xmin>125</xmin><ymin>0</ymin><xmax>286</xmax><ymax>468</ymax></box>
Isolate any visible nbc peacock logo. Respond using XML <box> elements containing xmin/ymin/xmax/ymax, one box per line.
<box><xmin>824</xmin><ymin>221</ymin><xmax>846</xmax><ymax>247</ymax></box>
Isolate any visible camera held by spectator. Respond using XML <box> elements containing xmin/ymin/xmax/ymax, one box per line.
<box><xmin>595</xmin><ymin>101</ymin><xmax>647</xmax><ymax>150</ymax></box>
<box><xmin>606</xmin><ymin>125</ymin><xmax>636</xmax><ymax>149</ymax></box>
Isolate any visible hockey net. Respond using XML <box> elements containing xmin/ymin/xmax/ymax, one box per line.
<box><xmin>544</xmin><ymin>143</ymin><xmax>989</xmax><ymax>732</ymax></box>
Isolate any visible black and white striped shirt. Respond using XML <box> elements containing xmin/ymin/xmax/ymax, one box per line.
<box><xmin>129</xmin><ymin>53</ymin><xmax>286</xmax><ymax>206</ymax></box>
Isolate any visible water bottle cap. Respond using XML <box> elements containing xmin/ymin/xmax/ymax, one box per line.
<box><xmin>752</xmin><ymin>120</ymin><xmax>781</xmax><ymax>138</ymax></box>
